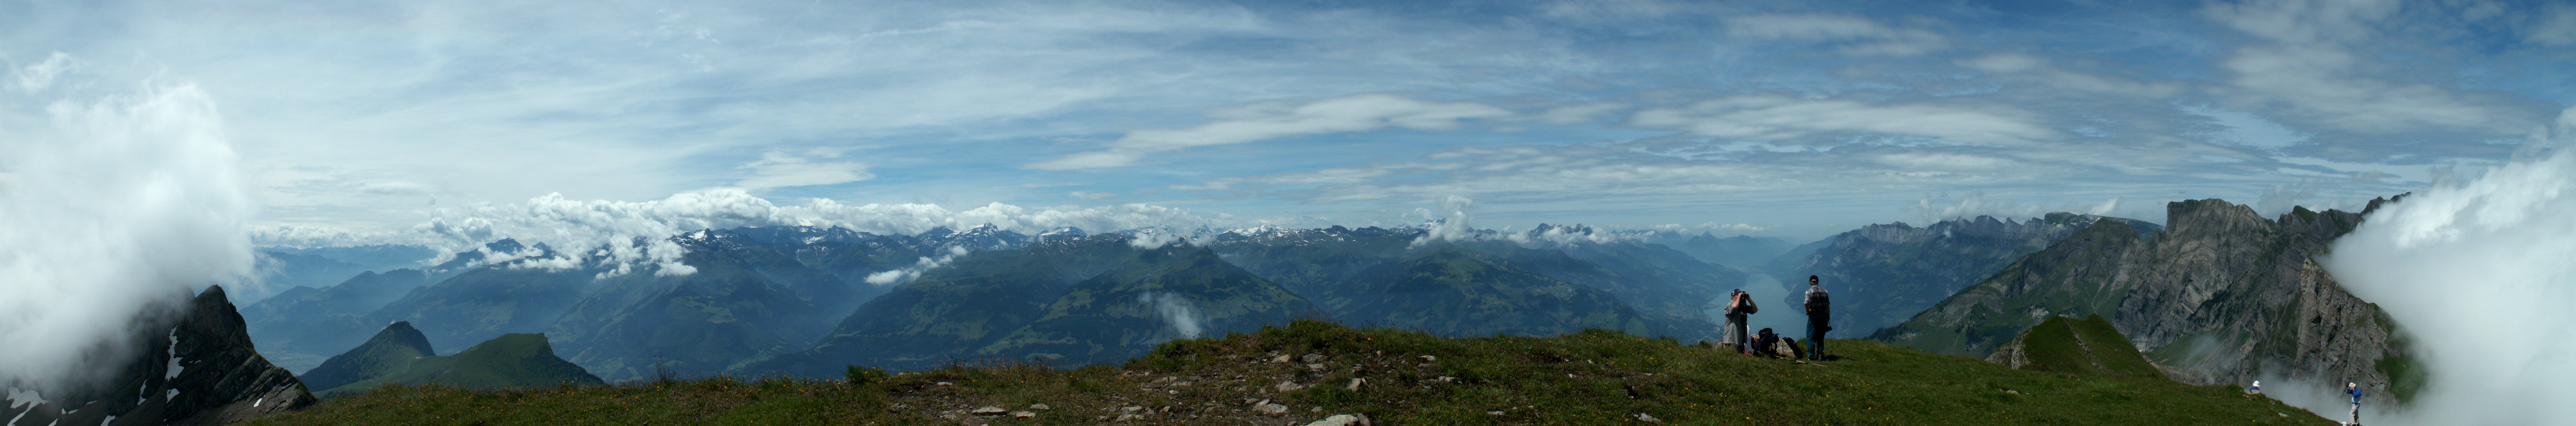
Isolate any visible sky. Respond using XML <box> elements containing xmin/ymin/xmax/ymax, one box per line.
<box><xmin>2</xmin><ymin>0</ymin><xmax>2570</xmax><ymax>248</ymax></box>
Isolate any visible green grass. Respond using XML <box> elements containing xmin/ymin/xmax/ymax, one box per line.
<box><xmin>244</xmin><ymin>320</ymin><xmax>2333</xmax><ymax>426</ymax></box>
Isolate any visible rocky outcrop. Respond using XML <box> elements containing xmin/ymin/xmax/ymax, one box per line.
<box><xmin>2111</xmin><ymin>199</ymin><xmax>2405</xmax><ymax>404</ymax></box>
<box><xmin>1874</xmin><ymin>198</ymin><xmax>2411</xmax><ymax>405</ymax></box>
<box><xmin>1780</xmin><ymin>213</ymin><xmax>2160</xmax><ymax>337</ymax></box>
<box><xmin>2</xmin><ymin>286</ymin><xmax>315</xmax><ymax>426</ymax></box>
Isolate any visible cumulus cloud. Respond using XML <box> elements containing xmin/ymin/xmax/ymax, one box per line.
<box><xmin>1628</xmin><ymin>95</ymin><xmax>2058</xmax><ymax>147</ymax></box>
<box><xmin>1724</xmin><ymin>13</ymin><xmax>1947</xmax><ymax>56</ymax></box>
<box><xmin>1029</xmin><ymin>93</ymin><xmax>1512</xmax><ymax>170</ymax></box>
<box><xmin>0</xmin><ymin>84</ymin><xmax>256</xmax><ymax>394</ymax></box>
<box><xmin>733</xmin><ymin>148</ymin><xmax>873</xmax><ymax>189</ymax></box>
<box><xmin>2323</xmin><ymin>107</ymin><xmax>2576</xmax><ymax>424</ymax></box>
<box><xmin>1409</xmin><ymin>195</ymin><xmax>1480</xmax><ymax>247</ymax></box>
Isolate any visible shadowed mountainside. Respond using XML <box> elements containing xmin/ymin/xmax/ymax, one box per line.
<box><xmin>1773</xmin><ymin>213</ymin><xmax>2160</xmax><ymax>338</ymax></box>
<box><xmin>2</xmin><ymin>286</ymin><xmax>314</xmax><ymax>426</ymax></box>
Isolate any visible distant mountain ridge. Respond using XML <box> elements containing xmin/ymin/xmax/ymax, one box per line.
<box><xmin>249</xmin><ymin>222</ymin><xmax>1755</xmax><ymax>382</ymax></box>
<box><xmin>1771</xmin><ymin>212</ymin><xmax>2161</xmax><ymax>338</ymax></box>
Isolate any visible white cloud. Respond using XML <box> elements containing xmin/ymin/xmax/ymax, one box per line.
<box><xmin>1629</xmin><ymin>95</ymin><xmax>2058</xmax><ymax>147</ymax></box>
<box><xmin>1409</xmin><ymin>195</ymin><xmax>1479</xmax><ymax>248</ymax></box>
<box><xmin>1029</xmin><ymin>93</ymin><xmax>1513</xmax><ymax>170</ymax></box>
<box><xmin>255</xmin><ymin>189</ymin><xmax>1245</xmax><ymax>274</ymax></box>
<box><xmin>1141</xmin><ymin>292</ymin><xmax>1205</xmax><ymax>340</ymax></box>
<box><xmin>1873</xmin><ymin>153</ymin><xmax>2015</xmax><ymax>170</ymax></box>
<box><xmin>1533</xmin><ymin>102</ymin><xmax>1627</xmax><ymax>125</ymax></box>
<box><xmin>0</xmin><ymin>84</ymin><xmax>256</xmax><ymax>393</ymax></box>
<box><xmin>2204</xmin><ymin>0</ymin><xmax>2545</xmax><ymax>137</ymax></box>
<box><xmin>734</xmin><ymin>149</ymin><xmax>873</xmax><ymax>189</ymax></box>
<box><xmin>1724</xmin><ymin>14</ymin><xmax>1947</xmax><ymax>56</ymax></box>
<box><xmin>2324</xmin><ymin>116</ymin><xmax>2576</xmax><ymax>423</ymax></box>
<box><xmin>1957</xmin><ymin>54</ymin><xmax>2181</xmax><ymax>98</ymax></box>
<box><xmin>7</xmin><ymin>52</ymin><xmax>80</xmax><ymax>93</ymax></box>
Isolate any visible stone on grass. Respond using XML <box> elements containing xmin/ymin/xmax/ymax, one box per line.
<box><xmin>1635</xmin><ymin>413</ymin><xmax>1664</xmax><ymax>423</ymax></box>
<box><xmin>1010</xmin><ymin>411</ymin><xmax>1035</xmax><ymax>418</ymax></box>
<box><xmin>1304</xmin><ymin>414</ymin><xmax>1362</xmax><ymax>426</ymax></box>
<box><xmin>970</xmin><ymin>406</ymin><xmax>1006</xmax><ymax>416</ymax></box>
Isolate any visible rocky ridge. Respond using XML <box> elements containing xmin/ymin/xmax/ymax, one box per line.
<box><xmin>2</xmin><ymin>286</ymin><xmax>315</xmax><ymax>426</ymax></box>
<box><xmin>1874</xmin><ymin>198</ymin><xmax>2413</xmax><ymax>405</ymax></box>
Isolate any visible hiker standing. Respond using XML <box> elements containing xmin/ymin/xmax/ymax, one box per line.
<box><xmin>1803</xmin><ymin>275</ymin><xmax>1831</xmax><ymax>360</ymax></box>
<box><xmin>2345</xmin><ymin>382</ymin><xmax>2363</xmax><ymax>425</ymax></box>
<box><xmin>1723</xmin><ymin>289</ymin><xmax>1757</xmax><ymax>353</ymax></box>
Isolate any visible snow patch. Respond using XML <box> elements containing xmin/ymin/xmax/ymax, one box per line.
<box><xmin>9</xmin><ymin>386</ymin><xmax>48</xmax><ymax>408</ymax></box>
<box><xmin>164</xmin><ymin>329</ymin><xmax>183</xmax><ymax>380</ymax></box>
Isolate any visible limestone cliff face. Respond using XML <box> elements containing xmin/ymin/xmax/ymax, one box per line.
<box><xmin>2</xmin><ymin>286</ymin><xmax>316</xmax><ymax>426</ymax></box>
<box><xmin>2111</xmin><ymin>199</ymin><xmax>2406</xmax><ymax>405</ymax></box>
<box><xmin>1874</xmin><ymin>198</ymin><xmax>2412</xmax><ymax>406</ymax></box>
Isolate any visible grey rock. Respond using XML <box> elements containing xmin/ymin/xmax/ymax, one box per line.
<box><xmin>1876</xmin><ymin>198</ymin><xmax>2413</xmax><ymax>406</ymax></box>
<box><xmin>0</xmin><ymin>286</ymin><xmax>316</xmax><ymax>426</ymax></box>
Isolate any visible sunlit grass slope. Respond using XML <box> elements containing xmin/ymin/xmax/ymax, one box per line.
<box><xmin>242</xmin><ymin>320</ymin><xmax>2330</xmax><ymax>426</ymax></box>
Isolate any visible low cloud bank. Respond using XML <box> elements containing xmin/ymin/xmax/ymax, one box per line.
<box><xmin>2323</xmin><ymin>107</ymin><xmax>2576</xmax><ymax>425</ymax></box>
<box><xmin>0</xmin><ymin>84</ymin><xmax>257</xmax><ymax>394</ymax></box>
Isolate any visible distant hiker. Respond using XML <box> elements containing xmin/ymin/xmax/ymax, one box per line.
<box><xmin>1724</xmin><ymin>289</ymin><xmax>1758</xmax><ymax>354</ymax></box>
<box><xmin>1803</xmin><ymin>275</ymin><xmax>1831</xmax><ymax>360</ymax></box>
<box><xmin>2346</xmin><ymin>382</ymin><xmax>2363</xmax><ymax>425</ymax></box>
<box><xmin>2246</xmin><ymin>380</ymin><xmax>2263</xmax><ymax>396</ymax></box>
<box><xmin>1754</xmin><ymin>328</ymin><xmax>1780</xmax><ymax>358</ymax></box>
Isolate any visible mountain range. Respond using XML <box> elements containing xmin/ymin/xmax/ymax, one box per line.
<box><xmin>1872</xmin><ymin>198</ymin><xmax>2413</xmax><ymax>405</ymax></box>
<box><xmin>1768</xmin><ymin>213</ymin><xmax>2161</xmax><ymax>338</ymax></box>
<box><xmin>235</xmin><ymin>197</ymin><xmax>2411</xmax><ymax>410</ymax></box>
<box><xmin>243</xmin><ymin>223</ymin><xmax>1752</xmax><ymax>382</ymax></box>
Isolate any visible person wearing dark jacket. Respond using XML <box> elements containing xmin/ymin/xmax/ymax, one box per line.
<box><xmin>1803</xmin><ymin>275</ymin><xmax>1831</xmax><ymax>360</ymax></box>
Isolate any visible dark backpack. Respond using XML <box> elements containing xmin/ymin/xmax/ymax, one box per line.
<box><xmin>1804</xmin><ymin>290</ymin><xmax>1830</xmax><ymax>317</ymax></box>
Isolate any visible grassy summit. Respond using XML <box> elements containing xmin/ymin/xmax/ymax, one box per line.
<box><xmin>243</xmin><ymin>320</ymin><xmax>2330</xmax><ymax>426</ymax></box>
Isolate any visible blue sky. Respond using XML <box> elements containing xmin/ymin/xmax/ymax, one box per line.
<box><xmin>4</xmin><ymin>0</ymin><xmax>2570</xmax><ymax>247</ymax></box>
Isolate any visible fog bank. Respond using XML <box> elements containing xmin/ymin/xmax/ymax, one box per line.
<box><xmin>2323</xmin><ymin>107</ymin><xmax>2576</xmax><ymax>425</ymax></box>
<box><xmin>0</xmin><ymin>84</ymin><xmax>257</xmax><ymax>393</ymax></box>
